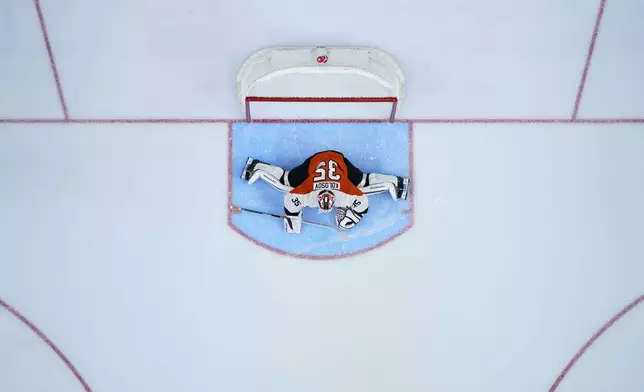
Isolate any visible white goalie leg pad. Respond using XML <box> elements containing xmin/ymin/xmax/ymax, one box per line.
<box><xmin>360</xmin><ymin>182</ymin><xmax>397</xmax><ymax>198</ymax></box>
<box><xmin>248</xmin><ymin>170</ymin><xmax>294</xmax><ymax>193</ymax></box>
<box><xmin>360</xmin><ymin>173</ymin><xmax>400</xmax><ymax>200</ymax></box>
<box><xmin>253</xmin><ymin>162</ymin><xmax>285</xmax><ymax>181</ymax></box>
<box><xmin>283</xmin><ymin>215</ymin><xmax>301</xmax><ymax>234</ymax></box>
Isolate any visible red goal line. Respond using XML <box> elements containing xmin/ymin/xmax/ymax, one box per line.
<box><xmin>244</xmin><ymin>96</ymin><xmax>399</xmax><ymax>122</ymax></box>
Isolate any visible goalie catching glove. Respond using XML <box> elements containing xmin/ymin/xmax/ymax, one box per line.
<box><xmin>335</xmin><ymin>206</ymin><xmax>367</xmax><ymax>230</ymax></box>
<box><xmin>283</xmin><ymin>206</ymin><xmax>366</xmax><ymax>234</ymax></box>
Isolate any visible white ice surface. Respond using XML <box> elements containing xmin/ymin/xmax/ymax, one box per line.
<box><xmin>577</xmin><ymin>0</ymin><xmax>644</xmax><ymax>118</ymax></box>
<box><xmin>0</xmin><ymin>1</ymin><xmax>62</xmax><ymax>118</ymax></box>
<box><xmin>9</xmin><ymin>0</ymin><xmax>611</xmax><ymax>119</ymax></box>
<box><xmin>1</xmin><ymin>123</ymin><xmax>643</xmax><ymax>392</ymax></box>
<box><xmin>1</xmin><ymin>0</ymin><xmax>644</xmax><ymax>391</ymax></box>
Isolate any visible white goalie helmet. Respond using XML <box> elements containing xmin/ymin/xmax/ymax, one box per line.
<box><xmin>317</xmin><ymin>190</ymin><xmax>335</xmax><ymax>213</ymax></box>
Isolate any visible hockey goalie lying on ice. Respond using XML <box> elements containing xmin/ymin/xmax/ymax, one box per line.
<box><xmin>240</xmin><ymin>150</ymin><xmax>410</xmax><ymax>234</ymax></box>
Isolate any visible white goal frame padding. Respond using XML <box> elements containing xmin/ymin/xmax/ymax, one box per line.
<box><xmin>236</xmin><ymin>46</ymin><xmax>405</xmax><ymax>120</ymax></box>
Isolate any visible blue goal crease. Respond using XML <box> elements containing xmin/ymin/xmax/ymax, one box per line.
<box><xmin>230</xmin><ymin>122</ymin><xmax>412</xmax><ymax>258</ymax></box>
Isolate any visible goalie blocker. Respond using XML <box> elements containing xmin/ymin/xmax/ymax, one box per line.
<box><xmin>240</xmin><ymin>150</ymin><xmax>409</xmax><ymax>234</ymax></box>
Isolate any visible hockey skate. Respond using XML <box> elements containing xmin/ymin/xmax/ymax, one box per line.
<box><xmin>240</xmin><ymin>157</ymin><xmax>261</xmax><ymax>181</ymax></box>
<box><xmin>397</xmin><ymin>176</ymin><xmax>410</xmax><ymax>200</ymax></box>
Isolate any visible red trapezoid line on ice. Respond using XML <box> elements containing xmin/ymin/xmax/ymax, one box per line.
<box><xmin>33</xmin><ymin>0</ymin><xmax>68</xmax><ymax>120</ymax></box>
<box><xmin>227</xmin><ymin>121</ymin><xmax>234</xmax><ymax>228</ymax></box>
<box><xmin>0</xmin><ymin>297</ymin><xmax>93</xmax><ymax>392</ymax></box>
<box><xmin>572</xmin><ymin>0</ymin><xmax>607</xmax><ymax>120</ymax></box>
<box><xmin>228</xmin><ymin>222</ymin><xmax>413</xmax><ymax>261</ymax></box>
<box><xmin>226</xmin><ymin>121</ymin><xmax>414</xmax><ymax>260</ymax></box>
<box><xmin>549</xmin><ymin>294</ymin><xmax>644</xmax><ymax>392</ymax></box>
<box><xmin>407</xmin><ymin>121</ymin><xmax>415</xmax><ymax>221</ymax></box>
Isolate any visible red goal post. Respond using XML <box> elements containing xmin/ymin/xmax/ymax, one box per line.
<box><xmin>237</xmin><ymin>46</ymin><xmax>405</xmax><ymax>122</ymax></box>
<box><xmin>244</xmin><ymin>96</ymin><xmax>399</xmax><ymax>122</ymax></box>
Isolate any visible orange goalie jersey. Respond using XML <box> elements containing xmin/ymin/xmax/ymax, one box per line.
<box><xmin>283</xmin><ymin>151</ymin><xmax>369</xmax><ymax>231</ymax></box>
<box><xmin>290</xmin><ymin>151</ymin><xmax>364</xmax><ymax>197</ymax></box>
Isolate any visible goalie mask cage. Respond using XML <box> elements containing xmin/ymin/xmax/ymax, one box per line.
<box><xmin>237</xmin><ymin>46</ymin><xmax>405</xmax><ymax>122</ymax></box>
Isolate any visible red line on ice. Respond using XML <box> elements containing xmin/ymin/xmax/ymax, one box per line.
<box><xmin>2</xmin><ymin>118</ymin><xmax>644</xmax><ymax>124</ymax></box>
<box><xmin>0</xmin><ymin>297</ymin><xmax>93</xmax><ymax>392</ymax></box>
<box><xmin>34</xmin><ymin>0</ymin><xmax>69</xmax><ymax>119</ymax></box>
<box><xmin>571</xmin><ymin>0</ymin><xmax>607</xmax><ymax>119</ymax></box>
<box><xmin>549</xmin><ymin>294</ymin><xmax>644</xmax><ymax>391</ymax></box>
<box><xmin>227</xmin><ymin>121</ymin><xmax>234</xmax><ymax>226</ymax></box>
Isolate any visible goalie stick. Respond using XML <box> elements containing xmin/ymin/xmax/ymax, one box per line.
<box><xmin>229</xmin><ymin>205</ymin><xmax>349</xmax><ymax>239</ymax></box>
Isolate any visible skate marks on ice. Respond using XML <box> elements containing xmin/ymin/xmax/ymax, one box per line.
<box><xmin>229</xmin><ymin>122</ymin><xmax>412</xmax><ymax>259</ymax></box>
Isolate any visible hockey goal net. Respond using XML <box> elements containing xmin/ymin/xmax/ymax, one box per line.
<box><xmin>237</xmin><ymin>46</ymin><xmax>405</xmax><ymax>122</ymax></box>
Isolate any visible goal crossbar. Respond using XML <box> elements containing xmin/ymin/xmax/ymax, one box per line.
<box><xmin>245</xmin><ymin>96</ymin><xmax>399</xmax><ymax>122</ymax></box>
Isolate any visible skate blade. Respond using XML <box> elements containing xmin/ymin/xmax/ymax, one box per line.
<box><xmin>240</xmin><ymin>157</ymin><xmax>254</xmax><ymax>180</ymax></box>
<box><xmin>401</xmin><ymin>178</ymin><xmax>410</xmax><ymax>200</ymax></box>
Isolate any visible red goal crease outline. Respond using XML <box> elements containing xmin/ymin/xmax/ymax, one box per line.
<box><xmin>226</xmin><ymin>121</ymin><xmax>415</xmax><ymax>261</ymax></box>
<box><xmin>1</xmin><ymin>0</ymin><xmax>642</xmax><ymax>389</ymax></box>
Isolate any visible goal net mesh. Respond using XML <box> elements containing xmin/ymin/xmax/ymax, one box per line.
<box><xmin>237</xmin><ymin>46</ymin><xmax>405</xmax><ymax>121</ymax></box>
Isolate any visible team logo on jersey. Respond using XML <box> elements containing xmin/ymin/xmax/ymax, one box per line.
<box><xmin>313</xmin><ymin>181</ymin><xmax>340</xmax><ymax>190</ymax></box>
